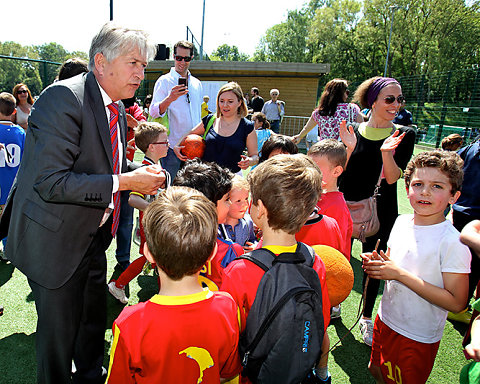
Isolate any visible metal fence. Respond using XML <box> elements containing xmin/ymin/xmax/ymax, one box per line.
<box><xmin>349</xmin><ymin>68</ymin><xmax>480</xmax><ymax>147</ymax></box>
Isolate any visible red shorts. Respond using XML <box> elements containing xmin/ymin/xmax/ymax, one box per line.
<box><xmin>370</xmin><ymin>315</ymin><xmax>440</xmax><ymax>384</ymax></box>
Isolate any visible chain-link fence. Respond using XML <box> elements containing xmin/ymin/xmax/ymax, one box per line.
<box><xmin>349</xmin><ymin>68</ymin><xmax>480</xmax><ymax>147</ymax></box>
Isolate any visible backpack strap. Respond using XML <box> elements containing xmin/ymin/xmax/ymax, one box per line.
<box><xmin>238</xmin><ymin>242</ymin><xmax>316</xmax><ymax>271</ymax></box>
<box><xmin>203</xmin><ymin>115</ymin><xmax>216</xmax><ymax>139</ymax></box>
<box><xmin>238</xmin><ymin>248</ymin><xmax>275</xmax><ymax>272</ymax></box>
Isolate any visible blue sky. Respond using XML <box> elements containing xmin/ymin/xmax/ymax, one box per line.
<box><xmin>4</xmin><ymin>0</ymin><xmax>308</xmax><ymax>56</ymax></box>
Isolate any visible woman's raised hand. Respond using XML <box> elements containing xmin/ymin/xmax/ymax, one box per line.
<box><xmin>339</xmin><ymin>120</ymin><xmax>357</xmax><ymax>150</ymax></box>
<box><xmin>381</xmin><ymin>130</ymin><xmax>406</xmax><ymax>152</ymax></box>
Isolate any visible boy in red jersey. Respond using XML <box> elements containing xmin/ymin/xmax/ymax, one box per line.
<box><xmin>106</xmin><ymin>187</ymin><xmax>241</xmax><ymax>383</ymax></box>
<box><xmin>307</xmin><ymin>138</ymin><xmax>354</xmax><ymax>321</ymax></box>
<box><xmin>308</xmin><ymin>139</ymin><xmax>353</xmax><ymax>260</ymax></box>
<box><xmin>173</xmin><ymin>159</ymin><xmax>243</xmax><ymax>290</ymax></box>
<box><xmin>221</xmin><ymin>154</ymin><xmax>331</xmax><ymax>383</ymax></box>
<box><xmin>108</xmin><ymin>122</ymin><xmax>170</xmax><ymax>303</ymax></box>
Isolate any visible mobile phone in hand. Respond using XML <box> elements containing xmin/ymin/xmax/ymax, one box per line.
<box><xmin>178</xmin><ymin>77</ymin><xmax>187</xmax><ymax>87</ymax></box>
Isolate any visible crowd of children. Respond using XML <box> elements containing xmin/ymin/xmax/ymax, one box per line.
<box><xmin>99</xmin><ymin>122</ymin><xmax>479</xmax><ymax>383</ymax></box>
<box><xmin>2</xmin><ymin>75</ymin><xmax>479</xmax><ymax>384</ymax></box>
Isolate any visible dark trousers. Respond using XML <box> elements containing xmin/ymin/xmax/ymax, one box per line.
<box><xmin>29</xmin><ymin>224</ymin><xmax>112</xmax><ymax>384</ymax></box>
<box><xmin>453</xmin><ymin>210</ymin><xmax>480</xmax><ymax>301</ymax></box>
<box><xmin>269</xmin><ymin>120</ymin><xmax>280</xmax><ymax>134</ymax></box>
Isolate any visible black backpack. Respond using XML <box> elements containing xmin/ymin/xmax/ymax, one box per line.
<box><xmin>238</xmin><ymin>242</ymin><xmax>325</xmax><ymax>384</ymax></box>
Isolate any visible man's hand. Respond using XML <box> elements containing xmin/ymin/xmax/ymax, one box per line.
<box><xmin>118</xmin><ymin>165</ymin><xmax>165</xmax><ymax>195</ymax></box>
<box><xmin>168</xmin><ymin>84</ymin><xmax>189</xmax><ymax>103</ymax></box>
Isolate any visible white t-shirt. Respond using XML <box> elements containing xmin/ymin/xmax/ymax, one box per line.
<box><xmin>379</xmin><ymin>214</ymin><xmax>471</xmax><ymax>343</ymax></box>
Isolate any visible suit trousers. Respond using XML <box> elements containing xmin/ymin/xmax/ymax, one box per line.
<box><xmin>29</xmin><ymin>223</ymin><xmax>112</xmax><ymax>384</ymax></box>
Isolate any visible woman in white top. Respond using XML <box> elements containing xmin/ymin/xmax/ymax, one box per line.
<box><xmin>292</xmin><ymin>78</ymin><xmax>363</xmax><ymax>143</ymax></box>
<box><xmin>13</xmin><ymin>83</ymin><xmax>34</xmax><ymax>130</ymax></box>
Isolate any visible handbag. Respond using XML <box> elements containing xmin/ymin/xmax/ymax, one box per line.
<box><xmin>346</xmin><ymin>170</ymin><xmax>382</xmax><ymax>243</ymax></box>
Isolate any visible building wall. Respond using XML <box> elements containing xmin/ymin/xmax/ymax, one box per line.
<box><xmin>202</xmin><ymin>76</ymin><xmax>320</xmax><ymax>117</ymax></box>
<box><xmin>143</xmin><ymin>61</ymin><xmax>329</xmax><ymax>118</ymax></box>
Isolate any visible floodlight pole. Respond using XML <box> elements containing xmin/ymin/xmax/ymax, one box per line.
<box><xmin>200</xmin><ymin>0</ymin><xmax>206</xmax><ymax>60</ymax></box>
<box><xmin>384</xmin><ymin>6</ymin><xmax>399</xmax><ymax>77</ymax></box>
<box><xmin>110</xmin><ymin>0</ymin><xmax>113</xmax><ymax>20</ymax></box>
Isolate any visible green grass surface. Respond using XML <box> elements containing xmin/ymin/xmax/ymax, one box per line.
<box><xmin>0</xmin><ymin>145</ymin><xmax>472</xmax><ymax>383</ymax></box>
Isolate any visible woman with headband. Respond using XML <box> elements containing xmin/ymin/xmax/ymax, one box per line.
<box><xmin>339</xmin><ymin>76</ymin><xmax>416</xmax><ymax>346</ymax></box>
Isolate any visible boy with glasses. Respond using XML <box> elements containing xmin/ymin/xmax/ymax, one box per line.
<box><xmin>150</xmin><ymin>40</ymin><xmax>203</xmax><ymax>178</ymax></box>
<box><xmin>108</xmin><ymin>122</ymin><xmax>171</xmax><ymax>304</ymax></box>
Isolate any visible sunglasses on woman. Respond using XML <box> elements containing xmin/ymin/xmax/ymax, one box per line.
<box><xmin>384</xmin><ymin>95</ymin><xmax>405</xmax><ymax>104</ymax></box>
<box><xmin>174</xmin><ymin>55</ymin><xmax>192</xmax><ymax>62</ymax></box>
<box><xmin>17</xmin><ymin>90</ymin><xmax>28</xmax><ymax>94</ymax></box>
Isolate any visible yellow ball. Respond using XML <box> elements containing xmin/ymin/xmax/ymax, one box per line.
<box><xmin>312</xmin><ymin>245</ymin><xmax>354</xmax><ymax>307</ymax></box>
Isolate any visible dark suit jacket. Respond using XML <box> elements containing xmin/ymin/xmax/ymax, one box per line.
<box><xmin>0</xmin><ymin>72</ymin><xmax>128</xmax><ymax>289</ymax></box>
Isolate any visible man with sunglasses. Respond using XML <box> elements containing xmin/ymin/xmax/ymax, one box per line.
<box><xmin>150</xmin><ymin>40</ymin><xmax>203</xmax><ymax>178</ymax></box>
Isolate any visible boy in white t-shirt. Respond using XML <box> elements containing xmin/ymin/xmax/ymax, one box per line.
<box><xmin>362</xmin><ymin>150</ymin><xmax>471</xmax><ymax>384</ymax></box>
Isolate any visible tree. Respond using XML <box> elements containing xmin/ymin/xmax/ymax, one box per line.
<box><xmin>252</xmin><ymin>0</ymin><xmax>480</xmax><ymax>81</ymax></box>
<box><xmin>307</xmin><ymin>0</ymin><xmax>363</xmax><ymax>80</ymax></box>
<box><xmin>253</xmin><ymin>9</ymin><xmax>312</xmax><ymax>62</ymax></box>
<box><xmin>0</xmin><ymin>42</ymin><xmax>42</xmax><ymax>95</ymax></box>
<box><xmin>0</xmin><ymin>41</ymin><xmax>88</xmax><ymax>95</ymax></box>
<box><xmin>210</xmin><ymin>44</ymin><xmax>249</xmax><ymax>61</ymax></box>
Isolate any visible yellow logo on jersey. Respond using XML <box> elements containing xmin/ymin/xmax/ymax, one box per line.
<box><xmin>179</xmin><ymin>347</ymin><xmax>214</xmax><ymax>383</ymax></box>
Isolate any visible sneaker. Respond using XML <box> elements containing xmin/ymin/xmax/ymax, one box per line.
<box><xmin>0</xmin><ymin>304</ymin><xmax>4</xmax><ymax>316</ymax></box>
<box><xmin>303</xmin><ymin>371</ymin><xmax>331</xmax><ymax>383</ymax></box>
<box><xmin>331</xmin><ymin>305</ymin><xmax>341</xmax><ymax>319</ymax></box>
<box><xmin>448</xmin><ymin>308</ymin><xmax>472</xmax><ymax>324</ymax></box>
<box><xmin>359</xmin><ymin>318</ymin><xmax>374</xmax><ymax>347</ymax></box>
<box><xmin>108</xmin><ymin>281</ymin><xmax>128</xmax><ymax>304</ymax></box>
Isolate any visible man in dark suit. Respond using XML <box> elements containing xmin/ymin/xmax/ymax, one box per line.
<box><xmin>0</xmin><ymin>23</ymin><xmax>164</xmax><ymax>384</ymax></box>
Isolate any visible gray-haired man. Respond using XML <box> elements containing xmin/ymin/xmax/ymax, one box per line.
<box><xmin>0</xmin><ymin>23</ymin><xmax>165</xmax><ymax>384</ymax></box>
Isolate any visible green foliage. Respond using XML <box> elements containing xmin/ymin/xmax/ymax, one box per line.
<box><xmin>254</xmin><ymin>10</ymin><xmax>311</xmax><ymax>62</ymax></box>
<box><xmin>210</xmin><ymin>44</ymin><xmax>250</xmax><ymax>61</ymax></box>
<box><xmin>0</xmin><ymin>41</ymin><xmax>88</xmax><ymax>96</ymax></box>
<box><xmin>253</xmin><ymin>0</ymin><xmax>480</xmax><ymax>79</ymax></box>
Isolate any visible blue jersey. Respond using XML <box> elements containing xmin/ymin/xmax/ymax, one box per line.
<box><xmin>0</xmin><ymin>122</ymin><xmax>25</xmax><ymax>204</ymax></box>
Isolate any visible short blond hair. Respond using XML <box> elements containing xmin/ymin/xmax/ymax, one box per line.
<box><xmin>308</xmin><ymin>139</ymin><xmax>347</xmax><ymax>168</ymax></box>
<box><xmin>248</xmin><ymin>154</ymin><xmax>322</xmax><ymax>234</ymax></box>
<box><xmin>143</xmin><ymin>186</ymin><xmax>217</xmax><ymax>280</ymax></box>
<box><xmin>231</xmin><ymin>174</ymin><xmax>250</xmax><ymax>191</ymax></box>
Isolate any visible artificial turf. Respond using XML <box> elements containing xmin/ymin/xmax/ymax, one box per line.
<box><xmin>0</xmin><ymin>148</ymin><xmax>472</xmax><ymax>383</ymax></box>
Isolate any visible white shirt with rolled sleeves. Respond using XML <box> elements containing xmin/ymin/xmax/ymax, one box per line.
<box><xmin>149</xmin><ymin>67</ymin><xmax>203</xmax><ymax>148</ymax></box>
<box><xmin>379</xmin><ymin>214</ymin><xmax>471</xmax><ymax>343</ymax></box>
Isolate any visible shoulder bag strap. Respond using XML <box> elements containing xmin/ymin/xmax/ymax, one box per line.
<box><xmin>203</xmin><ymin>115</ymin><xmax>217</xmax><ymax>139</ymax></box>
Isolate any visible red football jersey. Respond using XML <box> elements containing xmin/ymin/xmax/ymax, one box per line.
<box><xmin>106</xmin><ymin>289</ymin><xmax>241</xmax><ymax>383</ymax></box>
<box><xmin>296</xmin><ymin>214</ymin><xmax>348</xmax><ymax>259</ymax></box>
<box><xmin>199</xmin><ymin>237</ymin><xmax>244</xmax><ymax>291</ymax></box>
<box><xmin>317</xmin><ymin>192</ymin><xmax>353</xmax><ymax>259</ymax></box>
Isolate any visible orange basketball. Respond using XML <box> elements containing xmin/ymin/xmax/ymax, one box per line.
<box><xmin>180</xmin><ymin>134</ymin><xmax>206</xmax><ymax>160</ymax></box>
<box><xmin>312</xmin><ymin>245</ymin><xmax>354</xmax><ymax>307</ymax></box>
